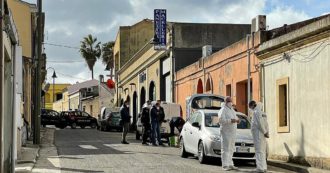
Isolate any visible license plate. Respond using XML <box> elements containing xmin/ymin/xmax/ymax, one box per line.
<box><xmin>236</xmin><ymin>147</ymin><xmax>250</xmax><ymax>153</ymax></box>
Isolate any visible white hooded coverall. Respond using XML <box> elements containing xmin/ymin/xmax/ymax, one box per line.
<box><xmin>218</xmin><ymin>103</ymin><xmax>238</xmax><ymax>167</ymax></box>
<box><xmin>251</xmin><ymin>104</ymin><xmax>269</xmax><ymax>171</ymax></box>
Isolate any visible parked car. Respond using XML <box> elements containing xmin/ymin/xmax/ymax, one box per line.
<box><xmin>61</xmin><ymin>110</ymin><xmax>98</xmax><ymax>129</ymax></box>
<box><xmin>136</xmin><ymin>101</ymin><xmax>183</xmax><ymax>140</ymax></box>
<box><xmin>179</xmin><ymin>110</ymin><xmax>255</xmax><ymax>164</ymax></box>
<box><xmin>99</xmin><ymin>111</ymin><xmax>122</xmax><ymax>131</ymax></box>
<box><xmin>185</xmin><ymin>94</ymin><xmax>225</xmax><ymax>120</ymax></box>
<box><xmin>41</xmin><ymin>109</ymin><xmax>61</xmax><ymax>127</ymax></box>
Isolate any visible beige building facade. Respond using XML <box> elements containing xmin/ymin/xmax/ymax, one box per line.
<box><xmin>82</xmin><ymin>96</ymin><xmax>100</xmax><ymax>118</ymax></box>
<box><xmin>52</xmin><ymin>89</ymin><xmax>69</xmax><ymax>112</ymax></box>
<box><xmin>256</xmin><ymin>15</ymin><xmax>330</xmax><ymax>169</ymax></box>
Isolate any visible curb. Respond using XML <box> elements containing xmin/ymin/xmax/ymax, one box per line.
<box><xmin>268</xmin><ymin>159</ymin><xmax>330</xmax><ymax>173</ymax></box>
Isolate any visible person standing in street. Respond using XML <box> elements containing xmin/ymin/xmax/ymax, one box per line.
<box><xmin>120</xmin><ymin>100</ymin><xmax>131</xmax><ymax>144</ymax></box>
<box><xmin>141</xmin><ymin>100</ymin><xmax>152</xmax><ymax>145</ymax></box>
<box><xmin>156</xmin><ymin>100</ymin><xmax>165</xmax><ymax>126</ymax></box>
<box><xmin>150</xmin><ymin>101</ymin><xmax>163</xmax><ymax>146</ymax></box>
<box><xmin>249</xmin><ymin>100</ymin><xmax>269</xmax><ymax>173</ymax></box>
<box><xmin>218</xmin><ymin>96</ymin><xmax>240</xmax><ymax>171</ymax></box>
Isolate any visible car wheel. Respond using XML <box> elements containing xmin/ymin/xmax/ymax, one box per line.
<box><xmin>80</xmin><ymin>126</ymin><xmax>85</xmax><ymax>129</ymax></box>
<box><xmin>136</xmin><ymin>130</ymin><xmax>141</xmax><ymax>140</ymax></box>
<box><xmin>71</xmin><ymin>122</ymin><xmax>77</xmax><ymax>129</ymax></box>
<box><xmin>198</xmin><ymin>142</ymin><xmax>207</xmax><ymax>164</ymax></box>
<box><xmin>60</xmin><ymin>125</ymin><xmax>66</xmax><ymax>129</ymax></box>
<box><xmin>180</xmin><ymin>137</ymin><xmax>189</xmax><ymax>158</ymax></box>
<box><xmin>90</xmin><ymin>123</ymin><xmax>97</xmax><ymax>129</ymax></box>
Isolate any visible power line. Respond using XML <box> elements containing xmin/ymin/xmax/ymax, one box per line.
<box><xmin>53</xmin><ymin>71</ymin><xmax>89</xmax><ymax>81</ymax></box>
<box><xmin>43</xmin><ymin>42</ymin><xmax>80</xmax><ymax>50</ymax></box>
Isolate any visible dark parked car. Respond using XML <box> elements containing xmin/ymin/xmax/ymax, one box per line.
<box><xmin>99</xmin><ymin>111</ymin><xmax>122</xmax><ymax>131</ymax></box>
<box><xmin>61</xmin><ymin>111</ymin><xmax>98</xmax><ymax>129</ymax></box>
<box><xmin>41</xmin><ymin>109</ymin><xmax>61</xmax><ymax>127</ymax></box>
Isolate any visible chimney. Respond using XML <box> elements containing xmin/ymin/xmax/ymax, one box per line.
<box><xmin>202</xmin><ymin>45</ymin><xmax>212</xmax><ymax>58</ymax></box>
<box><xmin>251</xmin><ymin>15</ymin><xmax>266</xmax><ymax>33</ymax></box>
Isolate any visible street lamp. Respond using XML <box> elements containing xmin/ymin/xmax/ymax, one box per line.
<box><xmin>46</xmin><ymin>67</ymin><xmax>57</xmax><ymax>102</ymax></box>
<box><xmin>51</xmin><ymin>71</ymin><xmax>57</xmax><ymax>102</ymax></box>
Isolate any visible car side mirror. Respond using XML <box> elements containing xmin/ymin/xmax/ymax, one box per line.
<box><xmin>192</xmin><ymin>122</ymin><xmax>200</xmax><ymax>128</ymax></box>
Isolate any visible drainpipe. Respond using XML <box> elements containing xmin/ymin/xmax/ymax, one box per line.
<box><xmin>11</xmin><ymin>43</ymin><xmax>17</xmax><ymax>173</ymax></box>
<box><xmin>0</xmin><ymin>0</ymin><xmax>5</xmax><ymax>171</ymax></box>
<box><xmin>247</xmin><ymin>34</ymin><xmax>251</xmax><ymax>114</ymax></box>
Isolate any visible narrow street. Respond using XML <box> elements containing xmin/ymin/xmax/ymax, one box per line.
<box><xmin>32</xmin><ymin>127</ymin><xmax>296</xmax><ymax>173</ymax></box>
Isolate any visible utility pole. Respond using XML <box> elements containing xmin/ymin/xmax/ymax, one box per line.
<box><xmin>0</xmin><ymin>0</ymin><xmax>4</xmax><ymax>171</ymax></box>
<box><xmin>34</xmin><ymin>0</ymin><xmax>42</xmax><ymax>144</ymax></box>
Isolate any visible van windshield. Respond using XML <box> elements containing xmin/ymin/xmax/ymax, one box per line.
<box><xmin>191</xmin><ymin>96</ymin><xmax>224</xmax><ymax>110</ymax></box>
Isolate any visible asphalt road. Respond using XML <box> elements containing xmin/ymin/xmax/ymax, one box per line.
<box><xmin>42</xmin><ymin>127</ymin><xmax>296</xmax><ymax>173</ymax></box>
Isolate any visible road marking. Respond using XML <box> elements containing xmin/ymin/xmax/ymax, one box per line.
<box><xmin>103</xmin><ymin>144</ymin><xmax>120</xmax><ymax>147</ymax></box>
<box><xmin>78</xmin><ymin>145</ymin><xmax>98</xmax><ymax>149</ymax></box>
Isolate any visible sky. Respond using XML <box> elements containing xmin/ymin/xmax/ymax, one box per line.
<box><xmin>22</xmin><ymin>0</ymin><xmax>329</xmax><ymax>84</ymax></box>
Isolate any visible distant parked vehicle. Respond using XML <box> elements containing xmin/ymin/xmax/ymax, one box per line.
<box><xmin>136</xmin><ymin>101</ymin><xmax>183</xmax><ymax>140</ymax></box>
<box><xmin>61</xmin><ymin>110</ymin><xmax>98</xmax><ymax>129</ymax></box>
<box><xmin>180</xmin><ymin>110</ymin><xmax>256</xmax><ymax>164</ymax></box>
<box><xmin>41</xmin><ymin>109</ymin><xmax>61</xmax><ymax>128</ymax></box>
<box><xmin>99</xmin><ymin>111</ymin><xmax>122</xmax><ymax>131</ymax></box>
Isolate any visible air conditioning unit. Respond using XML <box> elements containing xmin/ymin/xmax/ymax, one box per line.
<box><xmin>202</xmin><ymin>45</ymin><xmax>212</xmax><ymax>58</ymax></box>
<box><xmin>251</xmin><ymin>15</ymin><xmax>266</xmax><ymax>33</ymax></box>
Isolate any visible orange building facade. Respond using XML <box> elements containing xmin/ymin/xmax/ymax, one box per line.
<box><xmin>175</xmin><ymin>31</ymin><xmax>264</xmax><ymax>118</ymax></box>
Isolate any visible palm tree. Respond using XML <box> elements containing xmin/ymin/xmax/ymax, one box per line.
<box><xmin>101</xmin><ymin>41</ymin><xmax>115</xmax><ymax>79</ymax></box>
<box><xmin>79</xmin><ymin>34</ymin><xmax>101</xmax><ymax>79</ymax></box>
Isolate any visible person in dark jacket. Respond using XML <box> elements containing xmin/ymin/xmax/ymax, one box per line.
<box><xmin>169</xmin><ymin>117</ymin><xmax>186</xmax><ymax>136</ymax></box>
<box><xmin>156</xmin><ymin>100</ymin><xmax>165</xmax><ymax>125</ymax></box>
<box><xmin>120</xmin><ymin>100</ymin><xmax>131</xmax><ymax>144</ymax></box>
<box><xmin>141</xmin><ymin>100</ymin><xmax>152</xmax><ymax>145</ymax></box>
<box><xmin>150</xmin><ymin>101</ymin><xmax>164</xmax><ymax>146</ymax></box>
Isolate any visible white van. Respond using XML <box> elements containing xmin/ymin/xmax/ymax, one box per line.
<box><xmin>136</xmin><ymin>101</ymin><xmax>182</xmax><ymax>140</ymax></box>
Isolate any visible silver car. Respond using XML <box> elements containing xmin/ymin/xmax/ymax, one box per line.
<box><xmin>179</xmin><ymin>110</ymin><xmax>255</xmax><ymax>164</ymax></box>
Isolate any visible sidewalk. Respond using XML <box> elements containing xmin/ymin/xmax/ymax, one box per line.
<box><xmin>268</xmin><ymin>159</ymin><xmax>330</xmax><ymax>173</ymax></box>
<box><xmin>15</xmin><ymin>142</ymin><xmax>40</xmax><ymax>173</ymax></box>
<box><xmin>15</xmin><ymin>127</ymin><xmax>61</xmax><ymax>173</ymax></box>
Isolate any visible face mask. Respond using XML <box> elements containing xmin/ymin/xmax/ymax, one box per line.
<box><xmin>227</xmin><ymin>102</ymin><xmax>233</xmax><ymax>108</ymax></box>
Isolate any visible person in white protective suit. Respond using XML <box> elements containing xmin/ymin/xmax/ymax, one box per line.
<box><xmin>249</xmin><ymin>100</ymin><xmax>269</xmax><ymax>173</ymax></box>
<box><xmin>218</xmin><ymin>96</ymin><xmax>240</xmax><ymax>171</ymax></box>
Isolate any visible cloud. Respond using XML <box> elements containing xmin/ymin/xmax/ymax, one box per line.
<box><xmin>19</xmin><ymin>0</ymin><xmax>322</xmax><ymax>84</ymax></box>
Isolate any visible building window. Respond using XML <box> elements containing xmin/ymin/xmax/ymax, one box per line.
<box><xmin>226</xmin><ymin>84</ymin><xmax>231</xmax><ymax>97</ymax></box>
<box><xmin>206</xmin><ymin>78</ymin><xmax>212</xmax><ymax>93</ymax></box>
<box><xmin>56</xmin><ymin>93</ymin><xmax>63</xmax><ymax>101</ymax></box>
<box><xmin>276</xmin><ymin>77</ymin><xmax>290</xmax><ymax>133</ymax></box>
<box><xmin>83</xmin><ymin>106</ymin><xmax>86</xmax><ymax>112</ymax></box>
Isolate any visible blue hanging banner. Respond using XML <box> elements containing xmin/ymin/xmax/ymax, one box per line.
<box><xmin>154</xmin><ymin>9</ymin><xmax>167</xmax><ymax>50</ymax></box>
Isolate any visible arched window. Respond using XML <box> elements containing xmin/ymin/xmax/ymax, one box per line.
<box><xmin>197</xmin><ymin>79</ymin><xmax>203</xmax><ymax>94</ymax></box>
<box><xmin>206</xmin><ymin>78</ymin><xmax>212</xmax><ymax>92</ymax></box>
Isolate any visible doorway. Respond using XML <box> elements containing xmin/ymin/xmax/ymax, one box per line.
<box><xmin>132</xmin><ymin>92</ymin><xmax>138</xmax><ymax>129</ymax></box>
<box><xmin>149</xmin><ymin>81</ymin><xmax>156</xmax><ymax>101</ymax></box>
<box><xmin>140</xmin><ymin>87</ymin><xmax>146</xmax><ymax>109</ymax></box>
<box><xmin>236</xmin><ymin>80</ymin><xmax>252</xmax><ymax>115</ymax></box>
